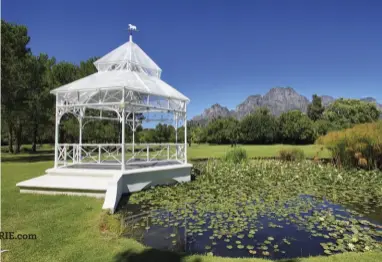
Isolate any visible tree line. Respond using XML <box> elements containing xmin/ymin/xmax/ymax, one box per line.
<box><xmin>188</xmin><ymin>96</ymin><xmax>380</xmax><ymax>145</ymax></box>
<box><xmin>2</xmin><ymin>20</ymin><xmax>107</xmax><ymax>153</ymax></box>
<box><xmin>1</xmin><ymin>20</ymin><xmax>380</xmax><ymax>153</ymax></box>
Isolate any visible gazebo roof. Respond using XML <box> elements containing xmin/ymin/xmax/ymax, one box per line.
<box><xmin>93</xmin><ymin>41</ymin><xmax>162</xmax><ymax>76</ymax></box>
<box><xmin>51</xmin><ymin>36</ymin><xmax>189</xmax><ymax>103</ymax></box>
<box><xmin>50</xmin><ymin>70</ymin><xmax>189</xmax><ymax>102</ymax></box>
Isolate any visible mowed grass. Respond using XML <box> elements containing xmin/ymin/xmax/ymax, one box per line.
<box><xmin>1</xmin><ymin>144</ymin><xmax>331</xmax><ymax>162</ymax></box>
<box><xmin>1</xmin><ymin>161</ymin><xmax>142</xmax><ymax>262</ymax></box>
<box><xmin>188</xmin><ymin>144</ymin><xmax>330</xmax><ymax>160</ymax></box>
<box><xmin>2</xmin><ymin>146</ymin><xmax>381</xmax><ymax>262</ymax></box>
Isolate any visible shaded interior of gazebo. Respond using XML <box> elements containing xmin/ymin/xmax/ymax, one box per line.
<box><xmin>50</xmin><ymin>33</ymin><xmax>189</xmax><ymax>171</ymax></box>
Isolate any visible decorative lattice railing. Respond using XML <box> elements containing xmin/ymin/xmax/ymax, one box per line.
<box><xmin>57</xmin><ymin>143</ymin><xmax>185</xmax><ymax>167</ymax></box>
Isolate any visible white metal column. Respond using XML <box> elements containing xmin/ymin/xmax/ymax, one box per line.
<box><xmin>54</xmin><ymin>97</ymin><xmax>59</xmax><ymax>168</ymax></box>
<box><xmin>132</xmin><ymin>111</ymin><xmax>135</xmax><ymax>159</ymax></box>
<box><xmin>121</xmin><ymin>88</ymin><xmax>126</xmax><ymax>171</ymax></box>
<box><xmin>175</xmin><ymin>112</ymin><xmax>178</xmax><ymax>160</ymax></box>
<box><xmin>184</xmin><ymin>104</ymin><xmax>187</xmax><ymax>164</ymax></box>
<box><xmin>78</xmin><ymin>114</ymin><xmax>82</xmax><ymax>163</ymax></box>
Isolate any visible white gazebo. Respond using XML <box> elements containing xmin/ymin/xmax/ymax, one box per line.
<box><xmin>17</xmin><ymin>25</ymin><xmax>192</xmax><ymax>213</ymax></box>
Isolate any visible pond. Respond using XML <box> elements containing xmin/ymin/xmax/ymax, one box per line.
<box><xmin>118</xmin><ymin>160</ymin><xmax>382</xmax><ymax>259</ymax></box>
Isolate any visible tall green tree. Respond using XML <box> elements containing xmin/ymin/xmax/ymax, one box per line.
<box><xmin>176</xmin><ymin>125</ymin><xmax>192</xmax><ymax>146</ymax></box>
<box><xmin>155</xmin><ymin>124</ymin><xmax>174</xmax><ymax>143</ymax></box>
<box><xmin>78</xmin><ymin>57</ymin><xmax>99</xmax><ymax>77</ymax></box>
<box><xmin>1</xmin><ymin>20</ymin><xmax>31</xmax><ymax>153</ymax></box>
<box><xmin>278</xmin><ymin>110</ymin><xmax>315</xmax><ymax>144</ymax></box>
<box><xmin>240</xmin><ymin>108</ymin><xmax>279</xmax><ymax>144</ymax></box>
<box><xmin>323</xmin><ymin>99</ymin><xmax>380</xmax><ymax>129</ymax></box>
<box><xmin>307</xmin><ymin>94</ymin><xmax>325</xmax><ymax>121</ymax></box>
<box><xmin>51</xmin><ymin>62</ymin><xmax>80</xmax><ymax>144</ymax></box>
<box><xmin>138</xmin><ymin>129</ymin><xmax>157</xmax><ymax>143</ymax></box>
<box><xmin>204</xmin><ymin>117</ymin><xmax>238</xmax><ymax>144</ymax></box>
<box><xmin>52</xmin><ymin>62</ymin><xmax>79</xmax><ymax>86</ymax></box>
<box><xmin>191</xmin><ymin>126</ymin><xmax>204</xmax><ymax>144</ymax></box>
<box><xmin>25</xmin><ymin>54</ymin><xmax>56</xmax><ymax>152</ymax></box>
<box><xmin>225</xmin><ymin>118</ymin><xmax>240</xmax><ymax>146</ymax></box>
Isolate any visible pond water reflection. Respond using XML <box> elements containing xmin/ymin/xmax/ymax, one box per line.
<box><xmin>119</xmin><ymin>195</ymin><xmax>382</xmax><ymax>260</ymax></box>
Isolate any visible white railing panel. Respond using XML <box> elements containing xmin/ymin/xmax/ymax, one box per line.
<box><xmin>57</xmin><ymin>143</ymin><xmax>185</xmax><ymax>168</ymax></box>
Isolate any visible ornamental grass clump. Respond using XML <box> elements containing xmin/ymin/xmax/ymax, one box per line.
<box><xmin>278</xmin><ymin>148</ymin><xmax>305</xmax><ymax>161</ymax></box>
<box><xmin>316</xmin><ymin>121</ymin><xmax>382</xmax><ymax>170</ymax></box>
<box><xmin>224</xmin><ymin>147</ymin><xmax>248</xmax><ymax>164</ymax></box>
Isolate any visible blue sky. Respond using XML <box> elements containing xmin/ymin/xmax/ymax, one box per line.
<box><xmin>3</xmin><ymin>0</ymin><xmax>382</xmax><ymax>118</ymax></box>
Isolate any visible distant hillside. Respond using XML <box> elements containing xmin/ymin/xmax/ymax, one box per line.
<box><xmin>192</xmin><ymin>104</ymin><xmax>235</xmax><ymax>125</ymax></box>
<box><xmin>192</xmin><ymin>87</ymin><xmax>382</xmax><ymax>123</ymax></box>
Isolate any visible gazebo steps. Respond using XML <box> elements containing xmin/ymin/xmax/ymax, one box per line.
<box><xmin>45</xmin><ymin>167</ymin><xmax>118</xmax><ymax>178</ymax></box>
<box><xmin>17</xmin><ymin>164</ymin><xmax>193</xmax><ymax>213</ymax></box>
<box><xmin>16</xmin><ymin>174</ymin><xmax>112</xmax><ymax>198</ymax></box>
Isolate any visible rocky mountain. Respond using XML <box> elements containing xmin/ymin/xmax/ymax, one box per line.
<box><xmin>360</xmin><ymin>97</ymin><xmax>382</xmax><ymax>109</ymax></box>
<box><xmin>235</xmin><ymin>95</ymin><xmax>262</xmax><ymax>119</ymax></box>
<box><xmin>261</xmin><ymin>87</ymin><xmax>310</xmax><ymax>116</ymax></box>
<box><xmin>234</xmin><ymin>88</ymin><xmax>309</xmax><ymax>118</ymax></box>
<box><xmin>192</xmin><ymin>87</ymin><xmax>382</xmax><ymax>123</ymax></box>
<box><xmin>320</xmin><ymin>95</ymin><xmax>336</xmax><ymax>107</ymax></box>
<box><xmin>192</xmin><ymin>103</ymin><xmax>235</xmax><ymax>124</ymax></box>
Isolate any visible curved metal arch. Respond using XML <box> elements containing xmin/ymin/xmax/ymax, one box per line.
<box><xmin>82</xmin><ymin>118</ymin><xmax>96</xmax><ymax>129</ymax></box>
<box><xmin>110</xmin><ymin>108</ymin><xmax>122</xmax><ymax>121</ymax></box>
<box><xmin>57</xmin><ymin>108</ymin><xmax>83</xmax><ymax>125</ymax></box>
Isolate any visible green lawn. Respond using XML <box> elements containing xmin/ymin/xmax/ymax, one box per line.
<box><xmin>1</xmin><ymin>144</ymin><xmax>330</xmax><ymax>162</ymax></box>
<box><xmin>2</xmin><ymin>146</ymin><xmax>381</xmax><ymax>262</ymax></box>
<box><xmin>188</xmin><ymin>144</ymin><xmax>330</xmax><ymax>160</ymax></box>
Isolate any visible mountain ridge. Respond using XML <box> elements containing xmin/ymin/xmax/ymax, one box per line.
<box><xmin>192</xmin><ymin>87</ymin><xmax>382</xmax><ymax>123</ymax></box>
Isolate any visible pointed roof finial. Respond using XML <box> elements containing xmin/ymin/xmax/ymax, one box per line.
<box><xmin>128</xmin><ymin>24</ymin><xmax>138</xmax><ymax>42</ymax></box>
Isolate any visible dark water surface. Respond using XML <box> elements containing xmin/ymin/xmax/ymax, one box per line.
<box><xmin>118</xmin><ymin>195</ymin><xmax>382</xmax><ymax>260</ymax></box>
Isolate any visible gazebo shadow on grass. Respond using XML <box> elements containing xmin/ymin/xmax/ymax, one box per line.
<box><xmin>280</xmin><ymin>259</ymin><xmax>302</xmax><ymax>262</ymax></box>
<box><xmin>113</xmin><ymin>249</ymin><xmax>303</xmax><ymax>262</ymax></box>
<box><xmin>1</xmin><ymin>154</ymin><xmax>54</xmax><ymax>163</ymax></box>
<box><xmin>113</xmin><ymin>249</ymin><xmax>202</xmax><ymax>262</ymax></box>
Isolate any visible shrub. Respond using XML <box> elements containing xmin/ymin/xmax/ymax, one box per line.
<box><xmin>278</xmin><ymin>148</ymin><xmax>305</xmax><ymax>161</ymax></box>
<box><xmin>316</xmin><ymin>121</ymin><xmax>382</xmax><ymax>169</ymax></box>
<box><xmin>224</xmin><ymin>147</ymin><xmax>248</xmax><ymax>164</ymax></box>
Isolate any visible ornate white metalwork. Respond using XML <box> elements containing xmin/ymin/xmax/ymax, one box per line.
<box><xmin>52</xmin><ymin>26</ymin><xmax>189</xmax><ymax>170</ymax></box>
<box><xmin>56</xmin><ymin>89</ymin><xmax>186</xmax><ymax>114</ymax></box>
<box><xmin>57</xmin><ymin>143</ymin><xmax>185</xmax><ymax>168</ymax></box>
